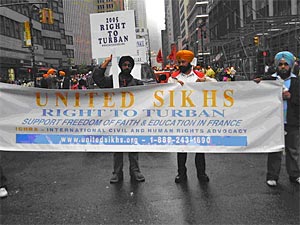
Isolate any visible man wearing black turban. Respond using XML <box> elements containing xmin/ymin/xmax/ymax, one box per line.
<box><xmin>92</xmin><ymin>55</ymin><xmax>145</xmax><ymax>183</ymax></box>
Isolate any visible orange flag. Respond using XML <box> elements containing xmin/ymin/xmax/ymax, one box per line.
<box><xmin>156</xmin><ymin>49</ymin><xmax>163</xmax><ymax>63</ymax></box>
<box><xmin>168</xmin><ymin>43</ymin><xmax>177</xmax><ymax>62</ymax></box>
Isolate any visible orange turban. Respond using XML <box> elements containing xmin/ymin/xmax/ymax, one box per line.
<box><xmin>176</xmin><ymin>50</ymin><xmax>194</xmax><ymax>63</ymax></box>
<box><xmin>59</xmin><ymin>71</ymin><xmax>65</xmax><ymax>76</ymax></box>
<box><xmin>43</xmin><ymin>73</ymin><xmax>48</xmax><ymax>78</ymax></box>
<box><xmin>47</xmin><ymin>68</ymin><xmax>56</xmax><ymax>75</ymax></box>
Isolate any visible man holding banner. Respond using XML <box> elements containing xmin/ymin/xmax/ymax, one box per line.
<box><xmin>256</xmin><ymin>51</ymin><xmax>300</xmax><ymax>187</ymax></box>
<box><xmin>168</xmin><ymin>50</ymin><xmax>217</xmax><ymax>183</ymax></box>
<box><xmin>92</xmin><ymin>54</ymin><xmax>145</xmax><ymax>183</ymax></box>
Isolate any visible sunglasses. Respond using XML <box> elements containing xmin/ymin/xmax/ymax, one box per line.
<box><xmin>278</xmin><ymin>62</ymin><xmax>289</xmax><ymax>67</ymax></box>
<box><xmin>122</xmin><ymin>63</ymin><xmax>132</xmax><ymax>67</ymax></box>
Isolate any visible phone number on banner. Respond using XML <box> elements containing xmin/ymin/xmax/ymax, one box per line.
<box><xmin>16</xmin><ymin>134</ymin><xmax>247</xmax><ymax>146</ymax></box>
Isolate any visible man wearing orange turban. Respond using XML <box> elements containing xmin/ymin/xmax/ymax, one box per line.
<box><xmin>47</xmin><ymin>68</ymin><xmax>56</xmax><ymax>75</ymax></box>
<box><xmin>176</xmin><ymin>50</ymin><xmax>195</xmax><ymax>63</ymax></box>
<box><xmin>46</xmin><ymin>68</ymin><xmax>58</xmax><ymax>89</ymax></box>
<box><xmin>168</xmin><ymin>49</ymin><xmax>217</xmax><ymax>184</ymax></box>
<box><xmin>40</xmin><ymin>74</ymin><xmax>49</xmax><ymax>88</ymax></box>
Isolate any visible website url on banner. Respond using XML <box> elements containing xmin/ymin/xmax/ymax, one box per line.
<box><xmin>16</xmin><ymin>134</ymin><xmax>247</xmax><ymax>146</ymax></box>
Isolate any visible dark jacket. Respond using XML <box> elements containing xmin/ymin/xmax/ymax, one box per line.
<box><xmin>286</xmin><ymin>76</ymin><xmax>300</xmax><ymax>127</ymax></box>
<box><xmin>92</xmin><ymin>67</ymin><xmax>144</xmax><ymax>88</ymax></box>
<box><xmin>40</xmin><ymin>77</ymin><xmax>48</xmax><ymax>88</ymax></box>
<box><xmin>262</xmin><ymin>74</ymin><xmax>299</xmax><ymax>127</ymax></box>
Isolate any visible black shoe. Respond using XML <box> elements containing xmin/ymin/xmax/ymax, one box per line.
<box><xmin>197</xmin><ymin>173</ymin><xmax>209</xmax><ymax>182</ymax></box>
<box><xmin>289</xmin><ymin>176</ymin><xmax>300</xmax><ymax>184</ymax></box>
<box><xmin>175</xmin><ymin>174</ymin><xmax>187</xmax><ymax>183</ymax></box>
<box><xmin>110</xmin><ymin>172</ymin><xmax>124</xmax><ymax>183</ymax></box>
<box><xmin>130</xmin><ymin>171</ymin><xmax>145</xmax><ymax>182</ymax></box>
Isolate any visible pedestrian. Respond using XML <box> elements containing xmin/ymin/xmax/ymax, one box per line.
<box><xmin>47</xmin><ymin>68</ymin><xmax>59</xmax><ymax>89</ymax></box>
<box><xmin>205</xmin><ymin>66</ymin><xmax>216</xmax><ymax>79</ymax></box>
<box><xmin>0</xmin><ymin>165</ymin><xmax>8</xmax><ymax>198</ymax></box>
<box><xmin>168</xmin><ymin>50</ymin><xmax>216</xmax><ymax>183</ymax></box>
<box><xmin>255</xmin><ymin>51</ymin><xmax>299</xmax><ymax>187</ymax></box>
<box><xmin>92</xmin><ymin>54</ymin><xmax>145</xmax><ymax>183</ymax></box>
<box><xmin>40</xmin><ymin>73</ymin><xmax>49</xmax><ymax>88</ymax></box>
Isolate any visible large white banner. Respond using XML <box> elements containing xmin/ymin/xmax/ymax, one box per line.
<box><xmin>0</xmin><ymin>81</ymin><xmax>284</xmax><ymax>152</ymax></box>
<box><xmin>90</xmin><ymin>10</ymin><xmax>137</xmax><ymax>64</ymax></box>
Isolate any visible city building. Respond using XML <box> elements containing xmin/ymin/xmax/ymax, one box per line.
<box><xmin>163</xmin><ymin>0</ymin><xmax>208</xmax><ymax>66</ymax></box>
<box><xmin>187</xmin><ymin>0</ymin><xmax>208</xmax><ymax>66</ymax></box>
<box><xmin>95</xmin><ymin>0</ymin><xmax>124</xmax><ymax>13</ymax></box>
<box><xmin>207</xmin><ymin>0</ymin><xmax>300</xmax><ymax>78</ymax></box>
<box><xmin>179</xmin><ymin>0</ymin><xmax>189</xmax><ymax>50</ymax></box>
<box><xmin>0</xmin><ymin>0</ymin><xmax>70</xmax><ymax>82</ymax></box>
<box><xmin>63</xmin><ymin>0</ymin><xmax>95</xmax><ymax>66</ymax></box>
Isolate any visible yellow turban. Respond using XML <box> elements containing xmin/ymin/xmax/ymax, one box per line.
<box><xmin>176</xmin><ymin>50</ymin><xmax>194</xmax><ymax>63</ymax></box>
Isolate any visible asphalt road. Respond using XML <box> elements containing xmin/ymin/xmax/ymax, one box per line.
<box><xmin>0</xmin><ymin>151</ymin><xmax>299</xmax><ymax>225</ymax></box>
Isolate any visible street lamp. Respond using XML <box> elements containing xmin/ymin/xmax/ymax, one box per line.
<box><xmin>28</xmin><ymin>4</ymin><xmax>40</xmax><ymax>86</ymax></box>
<box><xmin>198</xmin><ymin>19</ymin><xmax>206</xmax><ymax>67</ymax></box>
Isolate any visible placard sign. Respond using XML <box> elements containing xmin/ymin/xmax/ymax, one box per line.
<box><xmin>90</xmin><ymin>10</ymin><xmax>137</xmax><ymax>63</ymax></box>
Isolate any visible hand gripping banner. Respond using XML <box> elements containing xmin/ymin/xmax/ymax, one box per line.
<box><xmin>0</xmin><ymin>81</ymin><xmax>284</xmax><ymax>152</ymax></box>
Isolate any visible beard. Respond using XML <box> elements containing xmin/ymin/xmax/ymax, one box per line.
<box><xmin>276</xmin><ymin>67</ymin><xmax>291</xmax><ymax>80</ymax></box>
<box><xmin>179</xmin><ymin>64</ymin><xmax>192</xmax><ymax>73</ymax></box>
<box><xmin>121</xmin><ymin>68</ymin><xmax>131</xmax><ymax>76</ymax></box>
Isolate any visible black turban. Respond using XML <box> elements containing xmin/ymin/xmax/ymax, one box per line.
<box><xmin>118</xmin><ymin>56</ymin><xmax>135</xmax><ymax>69</ymax></box>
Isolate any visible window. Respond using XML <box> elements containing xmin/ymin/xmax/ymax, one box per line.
<box><xmin>66</xmin><ymin>35</ymin><xmax>73</xmax><ymax>45</ymax></box>
<box><xmin>43</xmin><ymin>37</ymin><xmax>61</xmax><ymax>51</ymax></box>
<box><xmin>33</xmin><ymin>29</ymin><xmax>42</xmax><ymax>45</ymax></box>
<box><xmin>59</xmin><ymin>14</ymin><xmax>64</xmax><ymax>23</ymax></box>
<box><xmin>58</xmin><ymin>0</ymin><xmax>63</xmax><ymax>7</ymax></box>
<box><xmin>1</xmin><ymin>17</ymin><xmax>22</xmax><ymax>40</ymax></box>
<box><xmin>55</xmin><ymin>39</ymin><xmax>61</xmax><ymax>50</ymax></box>
<box><xmin>0</xmin><ymin>16</ymin><xmax>4</xmax><ymax>35</ymax></box>
<box><xmin>51</xmin><ymin>1</ymin><xmax>59</xmax><ymax>13</ymax></box>
<box><xmin>4</xmin><ymin>17</ymin><xmax>11</xmax><ymax>37</ymax></box>
<box><xmin>67</xmin><ymin>49</ymin><xmax>74</xmax><ymax>58</ymax></box>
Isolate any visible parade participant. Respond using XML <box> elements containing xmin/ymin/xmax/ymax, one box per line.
<box><xmin>58</xmin><ymin>70</ymin><xmax>66</xmax><ymax>89</ymax></box>
<box><xmin>255</xmin><ymin>51</ymin><xmax>299</xmax><ymax>186</ymax></box>
<box><xmin>205</xmin><ymin>66</ymin><xmax>216</xmax><ymax>79</ymax></box>
<box><xmin>92</xmin><ymin>54</ymin><xmax>145</xmax><ymax>183</ymax></box>
<box><xmin>0</xmin><ymin>165</ymin><xmax>8</xmax><ymax>198</ymax></box>
<box><xmin>47</xmin><ymin>68</ymin><xmax>59</xmax><ymax>89</ymax></box>
<box><xmin>168</xmin><ymin>50</ymin><xmax>216</xmax><ymax>183</ymax></box>
<box><xmin>40</xmin><ymin>73</ymin><xmax>49</xmax><ymax>88</ymax></box>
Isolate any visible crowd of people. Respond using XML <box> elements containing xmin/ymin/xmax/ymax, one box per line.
<box><xmin>36</xmin><ymin>69</ymin><xmax>93</xmax><ymax>90</ymax></box>
<box><xmin>0</xmin><ymin>49</ymin><xmax>299</xmax><ymax>198</ymax></box>
<box><xmin>90</xmin><ymin>49</ymin><xmax>299</xmax><ymax>187</ymax></box>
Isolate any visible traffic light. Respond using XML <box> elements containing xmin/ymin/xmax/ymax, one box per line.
<box><xmin>47</xmin><ymin>9</ymin><xmax>54</xmax><ymax>24</ymax></box>
<box><xmin>39</xmin><ymin>8</ymin><xmax>47</xmax><ymax>23</ymax></box>
<box><xmin>262</xmin><ymin>51</ymin><xmax>269</xmax><ymax>57</ymax></box>
<box><xmin>253</xmin><ymin>36</ymin><xmax>259</xmax><ymax>46</ymax></box>
<box><xmin>39</xmin><ymin>8</ymin><xmax>54</xmax><ymax>24</ymax></box>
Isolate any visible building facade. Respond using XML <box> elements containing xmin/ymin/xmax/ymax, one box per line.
<box><xmin>163</xmin><ymin>0</ymin><xmax>208</xmax><ymax>66</ymax></box>
<box><xmin>0</xmin><ymin>0</ymin><xmax>70</xmax><ymax>82</ymax></box>
<box><xmin>63</xmin><ymin>0</ymin><xmax>95</xmax><ymax>66</ymax></box>
<box><xmin>208</xmin><ymin>0</ymin><xmax>300</xmax><ymax>78</ymax></box>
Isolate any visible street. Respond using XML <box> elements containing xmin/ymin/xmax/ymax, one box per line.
<box><xmin>0</xmin><ymin>151</ymin><xmax>299</xmax><ymax>225</ymax></box>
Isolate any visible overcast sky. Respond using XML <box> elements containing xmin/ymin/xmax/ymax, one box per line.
<box><xmin>145</xmin><ymin>0</ymin><xmax>165</xmax><ymax>53</ymax></box>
